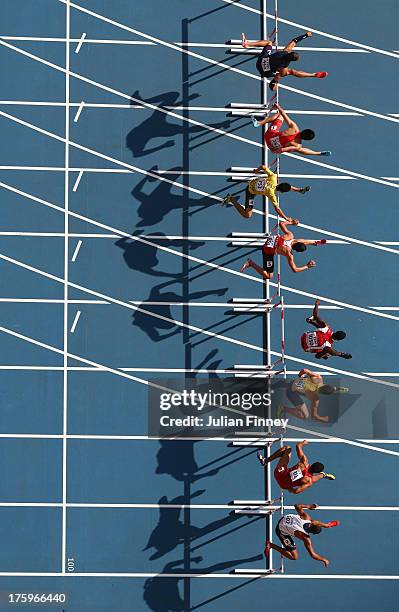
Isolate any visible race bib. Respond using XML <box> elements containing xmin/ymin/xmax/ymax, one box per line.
<box><xmin>255</xmin><ymin>178</ymin><xmax>266</xmax><ymax>191</ymax></box>
<box><xmin>266</xmin><ymin>259</ymin><xmax>273</xmax><ymax>268</ymax></box>
<box><xmin>270</xmin><ymin>136</ymin><xmax>281</xmax><ymax>150</ymax></box>
<box><xmin>264</xmin><ymin>235</ymin><xmax>277</xmax><ymax>249</ymax></box>
<box><xmin>261</xmin><ymin>57</ymin><xmax>271</xmax><ymax>72</ymax></box>
<box><xmin>289</xmin><ymin>468</ymin><xmax>303</xmax><ymax>482</ymax></box>
<box><xmin>306</xmin><ymin>332</ymin><xmax>318</xmax><ymax>348</ymax></box>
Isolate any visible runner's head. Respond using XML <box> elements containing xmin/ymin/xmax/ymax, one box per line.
<box><xmin>304</xmin><ymin>523</ymin><xmax>322</xmax><ymax>535</ymax></box>
<box><xmin>319</xmin><ymin>385</ymin><xmax>336</xmax><ymax>395</ymax></box>
<box><xmin>276</xmin><ymin>182</ymin><xmax>291</xmax><ymax>193</ymax></box>
<box><xmin>309</xmin><ymin>461</ymin><xmax>324</xmax><ymax>475</ymax></box>
<box><xmin>332</xmin><ymin>331</ymin><xmax>346</xmax><ymax>341</ymax></box>
<box><xmin>300</xmin><ymin>129</ymin><xmax>315</xmax><ymax>141</ymax></box>
<box><xmin>292</xmin><ymin>242</ymin><xmax>307</xmax><ymax>253</ymax></box>
<box><xmin>287</xmin><ymin>51</ymin><xmax>300</xmax><ymax>62</ymax></box>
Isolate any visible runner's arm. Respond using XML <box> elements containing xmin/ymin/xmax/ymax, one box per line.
<box><xmin>315</xmin><ymin>347</ymin><xmax>345</xmax><ymax>359</ymax></box>
<box><xmin>311</xmin><ymin>299</ymin><xmax>326</xmax><ymax>326</ymax></box>
<box><xmin>287</xmin><ymin>253</ymin><xmax>312</xmax><ymax>273</ymax></box>
<box><xmin>291</xmin><ymin>480</ymin><xmax>313</xmax><ymax>494</ymax></box>
<box><xmin>274</xmin><ymin>104</ymin><xmax>297</xmax><ymax>129</ymax></box>
<box><xmin>296</xmin><ymin>440</ymin><xmax>309</xmax><ymax>463</ymax></box>
<box><xmin>299</xmin><ymin>368</ymin><xmax>321</xmax><ymax>379</ymax></box>
<box><xmin>294</xmin><ymin>504</ymin><xmax>314</xmax><ymax>520</ymax></box>
<box><xmin>300</xmin><ymin>535</ymin><xmax>329</xmax><ymax>566</ymax></box>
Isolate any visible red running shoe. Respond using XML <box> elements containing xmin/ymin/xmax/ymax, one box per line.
<box><xmin>327</xmin><ymin>520</ymin><xmax>340</xmax><ymax>528</ymax></box>
<box><xmin>264</xmin><ymin>541</ymin><xmax>271</xmax><ymax>558</ymax></box>
<box><xmin>315</xmin><ymin>71</ymin><xmax>328</xmax><ymax>78</ymax></box>
<box><xmin>241</xmin><ymin>33</ymin><xmax>248</xmax><ymax>48</ymax></box>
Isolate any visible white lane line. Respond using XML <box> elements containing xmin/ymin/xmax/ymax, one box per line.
<box><xmin>221</xmin><ymin>0</ymin><xmax>399</xmax><ymax>59</ymax></box>
<box><xmin>74</xmin><ymin>32</ymin><xmax>86</xmax><ymax>53</ymax></box>
<box><xmin>56</xmin><ymin>0</ymin><xmax>399</xmax><ymax>125</ymax></box>
<box><xmin>1</xmin><ymin>322</ymin><xmax>399</xmax><ymax>462</ymax></box>
<box><xmin>2</xmin><ymin>249</ymin><xmax>399</xmax><ymax>394</ymax></box>
<box><xmin>0</xmin><ymin>502</ymin><xmax>395</xmax><ymax>510</ymax></box>
<box><xmin>71</xmin><ymin>240</ymin><xmax>83</xmax><ymax>262</ymax></box>
<box><xmin>72</xmin><ymin>170</ymin><xmax>83</xmax><ymax>191</ymax></box>
<box><xmin>62</xmin><ymin>0</ymin><xmax>70</xmax><ymax>576</ymax></box>
<box><xmin>2</xmin><ymin>36</ymin><xmax>399</xmax><ymax>183</ymax></box>
<box><xmin>1</xmin><ymin>108</ymin><xmax>398</xmax><ymax>262</ymax></box>
<box><xmin>1</xmin><ymin>179</ymin><xmax>399</xmax><ymax>327</ymax></box>
<box><xmin>69</xmin><ymin>310</ymin><xmax>81</xmax><ymax>333</ymax></box>
<box><xmin>73</xmin><ymin>101</ymin><xmax>84</xmax><ymax>122</ymax></box>
<box><xmin>0</xmin><ymin>571</ymin><xmax>394</xmax><ymax>579</ymax></box>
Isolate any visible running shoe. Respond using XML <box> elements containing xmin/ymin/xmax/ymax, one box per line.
<box><xmin>251</xmin><ymin>115</ymin><xmax>260</xmax><ymax>128</ymax></box>
<box><xmin>320</xmin><ymin>151</ymin><xmax>331</xmax><ymax>156</ymax></box>
<box><xmin>335</xmin><ymin>387</ymin><xmax>349</xmax><ymax>393</ymax></box>
<box><xmin>257</xmin><ymin>451</ymin><xmax>266</xmax><ymax>466</ymax></box>
<box><xmin>240</xmin><ymin>259</ymin><xmax>252</xmax><ymax>273</ymax></box>
<box><xmin>315</xmin><ymin>71</ymin><xmax>328</xmax><ymax>78</ymax></box>
<box><xmin>241</xmin><ymin>33</ymin><xmax>248</xmax><ymax>48</ymax></box>
<box><xmin>322</xmin><ymin>472</ymin><xmax>335</xmax><ymax>480</ymax></box>
<box><xmin>299</xmin><ymin>186</ymin><xmax>311</xmax><ymax>194</ymax></box>
<box><xmin>264</xmin><ymin>541</ymin><xmax>271</xmax><ymax>558</ymax></box>
<box><xmin>327</xmin><ymin>520</ymin><xmax>340</xmax><ymax>528</ymax></box>
<box><xmin>222</xmin><ymin>193</ymin><xmax>231</xmax><ymax>206</ymax></box>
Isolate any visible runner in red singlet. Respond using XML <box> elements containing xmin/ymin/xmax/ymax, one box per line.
<box><xmin>301</xmin><ymin>299</ymin><xmax>352</xmax><ymax>360</ymax></box>
<box><xmin>257</xmin><ymin>440</ymin><xmax>335</xmax><ymax>494</ymax></box>
<box><xmin>253</xmin><ymin>103</ymin><xmax>331</xmax><ymax>157</ymax></box>
<box><xmin>240</xmin><ymin>219</ymin><xmax>326</xmax><ymax>279</ymax></box>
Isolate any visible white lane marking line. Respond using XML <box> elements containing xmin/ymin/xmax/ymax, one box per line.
<box><xmin>1</xmin><ymin>110</ymin><xmax>398</xmax><ymax>263</ymax></box>
<box><xmin>75</xmin><ymin>32</ymin><xmax>86</xmax><ymax>53</ymax></box>
<box><xmin>0</xmin><ymin>571</ymin><xmax>394</xmax><ymax>579</ymax></box>
<box><xmin>1</xmin><ymin>179</ymin><xmax>398</xmax><ymax>328</ymax></box>
<box><xmin>69</xmin><ymin>310</ymin><xmax>81</xmax><ymax>333</ymax></box>
<box><xmin>73</xmin><ymin>100</ymin><xmax>84</xmax><ymax>122</ymax></box>
<box><xmin>72</xmin><ymin>170</ymin><xmax>83</xmax><ymax>191</ymax></box>
<box><xmin>221</xmin><ymin>0</ymin><xmax>399</xmax><ymax>59</ymax></box>
<box><xmin>1</xmin><ymin>322</ymin><xmax>399</xmax><ymax>462</ymax></box>
<box><xmin>2</xmin><ymin>249</ymin><xmax>399</xmax><ymax>393</ymax></box>
<box><xmin>56</xmin><ymin>0</ymin><xmax>399</xmax><ymax>125</ymax></box>
<box><xmin>0</xmin><ymin>502</ymin><xmax>395</xmax><ymax>510</ymax></box>
<box><xmin>2</xmin><ymin>33</ymin><xmax>399</xmax><ymax>163</ymax></box>
<box><xmin>71</xmin><ymin>240</ymin><xmax>82</xmax><ymax>262</ymax></box>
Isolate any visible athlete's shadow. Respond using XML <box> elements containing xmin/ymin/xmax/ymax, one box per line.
<box><xmin>127</xmin><ymin>90</ymin><xmax>230</xmax><ymax>158</ymax></box>
<box><xmin>131</xmin><ymin>167</ymin><xmax>209</xmax><ymax>227</ymax></box>
<box><xmin>132</xmin><ymin>282</ymin><xmax>228</xmax><ymax>342</ymax></box>
<box><xmin>155</xmin><ymin>440</ymin><xmax>220</xmax><ymax>483</ymax></box>
<box><xmin>143</xmin><ymin>555</ymin><xmax>262</xmax><ymax>612</ymax></box>
<box><xmin>115</xmin><ymin>232</ymin><xmax>204</xmax><ymax>279</ymax></box>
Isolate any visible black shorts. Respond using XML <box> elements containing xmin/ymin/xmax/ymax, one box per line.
<box><xmin>256</xmin><ymin>45</ymin><xmax>275</xmax><ymax>78</ymax></box>
<box><xmin>245</xmin><ymin>186</ymin><xmax>255</xmax><ymax>209</ymax></box>
<box><xmin>286</xmin><ymin>386</ymin><xmax>303</xmax><ymax>407</ymax></box>
<box><xmin>275</xmin><ymin>518</ymin><xmax>296</xmax><ymax>551</ymax></box>
<box><xmin>262</xmin><ymin>252</ymin><xmax>275</xmax><ymax>273</ymax></box>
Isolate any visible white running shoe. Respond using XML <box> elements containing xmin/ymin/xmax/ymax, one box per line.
<box><xmin>241</xmin><ymin>32</ymin><xmax>248</xmax><ymax>48</ymax></box>
<box><xmin>240</xmin><ymin>259</ymin><xmax>252</xmax><ymax>273</ymax></box>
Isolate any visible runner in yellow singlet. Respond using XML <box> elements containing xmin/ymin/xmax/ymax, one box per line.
<box><xmin>222</xmin><ymin>165</ymin><xmax>310</xmax><ymax>221</ymax></box>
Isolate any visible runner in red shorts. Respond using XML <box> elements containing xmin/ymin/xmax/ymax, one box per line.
<box><xmin>253</xmin><ymin>103</ymin><xmax>331</xmax><ymax>157</ymax></box>
<box><xmin>301</xmin><ymin>299</ymin><xmax>352</xmax><ymax>360</ymax></box>
<box><xmin>257</xmin><ymin>440</ymin><xmax>335</xmax><ymax>494</ymax></box>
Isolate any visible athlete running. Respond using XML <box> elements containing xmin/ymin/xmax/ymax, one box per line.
<box><xmin>282</xmin><ymin>368</ymin><xmax>337</xmax><ymax>423</ymax></box>
<box><xmin>301</xmin><ymin>299</ymin><xmax>352</xmax><ymax>360</ymax></box>
<box><xmin>240</xmin><ymin>219</ymin><xmax>326</xmax><ymax>279</ymax></box>
<box><xmin>253</xmin><ymin>103</ymin><xmax>331</xmax><ymax>157</ymax></box>
<box><xmin>257</xmin><ymin>439</ymin><xmax>335</xmax><ymax>494</ymax></box>
<box><xmin>222</xmin><ymin>165</ymin><xmax>310</xmax><ymax>221</ymax></box>
<box><xmin>241</xmin><ymin>31</ymin><xmax>328</xmax><ymax>90</ymax></box>
<box><xmin>265</xmin><ymin>504</ymin><xmax>339</xmax><ymax>566</ymax></box>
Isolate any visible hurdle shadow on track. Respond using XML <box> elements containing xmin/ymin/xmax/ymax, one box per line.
<box><xmin>126</xmin><ymin>90</ymin><xmax>230</xmax><ymax>159</ymax></box>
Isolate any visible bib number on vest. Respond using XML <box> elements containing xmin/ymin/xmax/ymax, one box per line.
<box><xmin>255</xmin><ymin>178</ymin><xmax>266</xmax><ymax>191</ymax></box>
<box><xmin>306</xmin><ymin>332</ymin><xmax>318</xmax><ymax>347</ymax></box>
<box><xmin>261</xmin><ymin>57</ymin><xmax>271</xmax><ymax>72</ymax></box>
<box><xmin>270</xmin><ymin>136</ymin><xmax>280</xmax><ymax>149</ymax></box>
<box><xmin>290</xmin><ymin>468</ymin><xmax>303</xmax><ymax>482</ymax></box>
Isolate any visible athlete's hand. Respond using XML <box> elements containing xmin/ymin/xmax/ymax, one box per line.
<box><xmin>301</xmin><ymin>440</ymin><xmax>308</xmax><ymax>446</ymax></box>
<box><xmin>306</xmin><ymin>31</ymin><xmax>313</xmax><ymax>38</ymax></box>
<box><xmin>307</xmin><ymin>260</ymin><xmax>316</xmax><ymax>268</ymax></box>
<box><xmin>322</xmin><ymin>558</ymin><xmax>330</xmax><ymax>568</ymax></box>
<box><xmin>315</xmin><ymin>299</ymin><xmax>321</xmax><ymax>307</ymax></box>
<box><xmin>290</xmin><ymin>218</ymin><xmax>299</xmax><ymax>225</ymax></box>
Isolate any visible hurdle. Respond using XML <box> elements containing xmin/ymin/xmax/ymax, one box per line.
<box><xmin>233</xmin><ymin>1</ymin><xmax>286</xmax><ymax>576</ymax></box>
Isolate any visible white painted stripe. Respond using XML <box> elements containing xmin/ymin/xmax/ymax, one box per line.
<box><xmin>56</xmin><ymin>1</ymin><xmax>399</xmax><ymax>126</ymax></box>
<box><xmin>222</xmin><ymin>0</ymin><xmax>399</xmax><ymax>59</ymax></box>
<box><xmin>74</xmin><ymin>32</ymin><xmax>86</xmax><ymax>53</ymax></box>
<box><xmin>1</xmin><ymin>179</ymin><xmax>398</xmax><ymax>328</ymax></box>
<box><xmin>72</xmin><ymin>240</ymin><xmax>82</xmax><ymax>261</ymax></box>
<box><xmin>72</xmin><ymin>170</ymin><xmax>83</xmax><ymax>191</ymax></box>
<box><xmin>0</xmin><ymin>571</ymin><xmax>392</xmax><ymax>579</ymax></box>
<box><xmin>69</xmin><ymin>310</ymin><xmax>81</xmax><ymax>333</ymax></box>
<box><xmin>73</xmin><ymin>100</ymin><xmax>84</xmax><ymax>122</ymax></box>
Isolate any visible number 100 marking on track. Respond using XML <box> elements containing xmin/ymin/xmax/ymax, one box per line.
<box><xmin>67</xmin><ymin>557</ymin><xmax>75</xmax><ymax>572</ymax></box>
